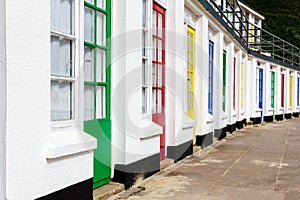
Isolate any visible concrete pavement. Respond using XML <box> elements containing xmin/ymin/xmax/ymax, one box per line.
<box><xmin>108</xmin><ymin>118</ymin><xmax>300</xmax><ymax>200</ymax></box>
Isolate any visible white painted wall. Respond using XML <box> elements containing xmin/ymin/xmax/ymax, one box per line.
<box><xmin>5</xmin><ymin>1</ymin><xmax>95</xmax><ymax>199</ymax></box>
<box><xmin>285</xmin><ymin>69</ymin><xmax>291</xmax><ymax>114</ymax></box>
<box><xmin>0</xmin><ymin>0</ymin><xmax>6</xmax><ymax>198</ymax></box>
<box><xmin>226</xmin><ymin>42</ymin><xmax>237</xmax><ymax>125</ymax></box>
<box><xmin>112</xmin><ymin>0</ymin><xmax>161</xmax><ymax>167</ymax></box>
<box><xmin>264</xmin><ymin>62</ymin><xmax>271</xmax><ymax>117</ymax></box>
<box><xmin>292</xmin><ymin>71</ymin><xmax>298</xmax><ymax>113</ymax></box>
<box><xmin>275</xmin><ymin>66</ymin><xmax>282</xmax><ymax>115</ymax></box>
<box><xmin>294</xmin><ymin>72</ymin><xmax>300</xmax><ymax>113</ymax></box>
<box><xmin>213</xmin><ymin>31</ymin><xmax>223</xmax><ymax>130</ymax></box>
<box><xmin>199</xmin><ymin>16</ymin><xmax>214</xmax><ymax>135</ymax></box>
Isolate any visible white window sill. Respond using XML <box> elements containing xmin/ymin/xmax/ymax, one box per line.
<box><xmin>255</xmin><ymin>108</ymin><xmax>262</xmax><ymax>112</ymax></box>
<box><xmin>232</xmin><ymin>110</ymin><xmax>236</xmax><ymax>118</ymax></box>
<box><xmin>288</xmin><ymin>107</ymin><xmax>292</xmax><ymax>111</ymax></box>
<box><xmin>183</xmin><ymin>115</ymin><xmax>195</xmax><ymax>129</ymax></box>
<box><xmin>268</xmin><ymin>108</ymin><xmax>274</xmax><ymax>112</ymax></box>
<box><xmin>206</xmin><ymin>115</ymin><xmax>213</xmax><ymax>124</ymax></box>
<box><xmin>46</xmin><ymin>130</ymin><xmax>97</xmax><ymax>159</ymax></box>
<box><xmin>279</xmin><ymin>107</ymin><xmax>284</xmax><ymax>111</ymax></box>
<box><xmin>222</xmin><ymin>113</ymin><xmax>228</xmax><ymax>120</ymax></box>
<box><xmin>139</xmin><ymin>121</ymin><xmax>163</xmax><ymax>139</ymax></box>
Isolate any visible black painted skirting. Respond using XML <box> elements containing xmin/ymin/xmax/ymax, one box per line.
<box><xmin>275</xmin><ymin>114</ymin><xmax>283</xmax><ymax>121</ymax></box>
<box><xmin>264</xmin><ymin>115</ymin><xmax>273</xmax><ymax>123</ymax></box>
<box><xmin>214</xmin><ymin>127</ymin><xmax>227</xmax><ymax>140</ymax></box>
<box><xmin>284</xmin><ymin>113</ymin><xmax>292</xmax><ymax>119</ymax></box>
<box><xmin>236</xmin><ymin>120</ymin><xmax>244</xmax><ymax>129</ymax></box>
<box><xmin>196</xmin><ymin>132</ymin><xmax>213</xmax><ymax>149</ymax></box>
<box><xmin>167</xmin><ymin>140</ymin><xmax>193</xmax><ymax>163</ymax></box>
<box><xmin>227</xmin><ymin>123</ymin><xmax>236</xmax><ymax>133</ymax></box>
<box><xmin>36</xmin><ymin>179</ymin><xmax>93</xmax><ymax>200</ymax></box>
<box><xmin>113</xmin><ymin>153</ymin><xmax>160</xmax><ymax>189</ymax></box>
<box><xmin>250</xmin><ymin>117</ymin><xmax>261</xmax><ymax>125</ymax></box>
<box><xmin>242</xmin><ymin>119</ymin><xmax>247</xmax><ymax>126</ymax></box>
<box><xmin>293</xmin><ymin>112</ymin><xmax>299</xmax><ymax>117</ymax></box>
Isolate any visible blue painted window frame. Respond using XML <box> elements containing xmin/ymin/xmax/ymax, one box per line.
<box><xmin>208</xmin><ymin>41</ymin><xmax>214</xmax><ymax>115</ymax></box>
<box><xmin>297</xmin><ymin>77</ymin><xmax>300</xmax><ymax>106</ymax></box>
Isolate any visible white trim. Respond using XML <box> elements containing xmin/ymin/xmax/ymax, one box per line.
<box><xmin>50</xmin><ymin>30</ymin><xmax>77</xmax><ymax>40</ymax></box>
<box><xmin>50</xmin><ymin>75</ymin><xmax>76</xmax><ymax>82</ymax></box>
<box><xmin>153</xmin><ymin>0</ymin><xmax>167</xmax><ymax>9</ymax></box>
<box><xmin>238</xmin><ymin>1</ymin><xmax>265</xmax><ymax>20</ymax></box>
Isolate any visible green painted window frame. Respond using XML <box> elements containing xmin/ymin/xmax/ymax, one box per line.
<box><xmin>271</xmin><ymin>71</ymin><xmax>275</xmax><ymax>109</ymax></box>
<box><xmin>222</xmin><ymin>50</ymin><xmax>226</xmax><ymax>112</ymax></box>
<box><xmin>84</xmin><ymin>0</ymin><xmax>111</xmax><ymax>121</ymax></box>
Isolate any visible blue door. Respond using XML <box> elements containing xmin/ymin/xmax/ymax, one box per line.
<box><xmin>259</xmin><ymin>69</ymin><xmax>263</xmax><ymax>121</ymax></box>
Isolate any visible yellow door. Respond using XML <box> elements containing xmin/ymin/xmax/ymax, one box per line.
<box><xmin>187</xmin><ymin>26</ymin><xmax>195</xmax><ymax>119</ymax></box>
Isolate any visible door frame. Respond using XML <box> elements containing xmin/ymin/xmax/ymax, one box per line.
<box><xmin>152</xmin><ymin>2</ymin><xmax>166</xmax><ymax>160</ymax></box>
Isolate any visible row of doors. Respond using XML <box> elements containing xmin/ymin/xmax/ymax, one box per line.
<box><xmin>83</xmin><ymin>2</ymin><xmax>167</xmax><ymax>188</ymax></box>
<box><xmin>83</xmin><ymin>1</ymin><xmax>291</xmax><ymax>188</ymax></box>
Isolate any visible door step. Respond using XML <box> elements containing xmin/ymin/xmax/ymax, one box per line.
<box><xmin>93</xmin><ymin>182</ymin><xmax>124</xmax><ymax>200</ymax></box>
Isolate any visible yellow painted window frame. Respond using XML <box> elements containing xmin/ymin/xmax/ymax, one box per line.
<box><xmin>187</xmin><ymin>26</ymin><xmax>195</xmax><ymax>119</ymax></box>
<box><xmin>290</xmin><ymin>76</ymin><xmax>293</xmax><ymax>107</ymax></box>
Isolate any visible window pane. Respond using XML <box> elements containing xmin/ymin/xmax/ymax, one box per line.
<box><xmin>84</xmin><ymin>85</ymin><xmax>94</xmax><ymax>120</ymax></box>
<box><xmin>152</xmin><ymin>10</ymin><xmax>156</xmax><ymax>28</ymax></box>
<box><xmin>152</xmin><ymin>88</ymin><xmax>156</xmax><ymax>113</ymax></box>
<box><xmin>189</xmin><ymin>34</ymin><xmax>193</xmax><ymax>51</ymax></box>
<box><xmin>142</xmin><ymin>30</ymin><xmax>147</xmax><ymax>57</ymax></box>
<box><xmin>158</xmin><ymin>89</ymin><xmax>162</xmax><ymax>113</ymax></box>
<box><xmin>96</xmin><ymin>48</ymin><xmax>106</xmax><ymax>82</ymax></box>
<box><xmin>84</xmin><ymin>6</ymin><xmax>94</xmax><ymax>43</ymax></box>
<box><xmin>51</xmin><ymin>35</ymin><xmax>73</xmax><ymax>77</ymax></box>
<box><xmin>158</xmin><ymin>64</ymin><xmax>162</xmax><ymax>86</ymax></box>
<box><xmin>51</xmin><ymin>81</ymin><xmax>73</xmax><ymax>121</ymax></box>
<box><xmin>189</xmin><ymin>92</ymin><xmax>193</xmax><ymax>110</ymax></box>
<box><xmin>85</xmin><ymin>0</ymin><xmax>94</xmax><ymax>5</ymax></box>
<box><xmin>97</xmin><ymin>0</ymin><xmax>106</xmax><ymax>9</ymax></box>
<box><xmin>51</xmin><ymin>0</ymin><xmax>73</xmax><ymax>34</ymax></box>
<box><xmin>142</xmin><ymin>60</ymin><xmax>148</xmax><ymax>85</ymax></box>
<box><xmin>158</xmin><ymin>39</ymin><xmax>162</xmax><ymax>62</ymax></box>
<box><xmin>152</xmin><ymin>64</ymin><xmax>156</xmax><ymax>85</ymax></box>
<box><xmin>142</xmin><ymin>0</ymin><xmax>147</xmax><ymax>28</ymax></box>
<box><xmin>96</xmin><ymin>12</ymin><xmax>106</xmax><ymax>46</ymax></box>
<box><xmin>142</xmin><ymin>88</ymin><xmax>147</xmax><ymax>113</ymax></box>
<box><xmin>158</xmin><ymin>13</ymin><xmax>162</xmax><ymax>37</ymax></box>
<box><xmin>84</xmin><ymin>46</ymin><xmax>94</xmax><ymax>82</ymax></box>
<box><xmin>96</xmin><ymin>86</ymin><xmax>106</xmax><ymax>118</ymax></box>
<box><xmin>152</xmin><ymin>37</ymin><xmax>156</xmax><ymax>60</ymax></box>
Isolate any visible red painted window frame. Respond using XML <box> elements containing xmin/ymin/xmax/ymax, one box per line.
<box><xmin>152</xmin><ymin>2</ymin><xmax>166</xmax><ymax>160</ymax></box>
<box><xmin>281</xmin><ymin>74</ymin><xmax>285</xmax><ymax>107</ymax></box>
<box><xmin>152</xmin><ymin>3</ymin><xmax>165</xmax><ymax>115</ymax></box>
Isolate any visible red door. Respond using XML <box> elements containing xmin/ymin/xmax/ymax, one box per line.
<box><xmin>281</xmin><ymin>74</ymin><xmax>285</xmax><ymax>112</ymax></box>
<box><xmin>152</xmin><ymin>3</ymin><xmax>165</xmax><ymax>160</ymax></box>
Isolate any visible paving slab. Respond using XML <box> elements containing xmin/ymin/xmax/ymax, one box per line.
<box><xmin>108</xmin><ymin>119</ymin><xmax>300</xmax><ymax>199</ymax></box>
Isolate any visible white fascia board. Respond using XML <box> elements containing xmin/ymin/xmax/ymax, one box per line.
<box><xmin>238</xmin><ymin>1</ymin><xmax>265</xmax><ymax>20</ymax></box>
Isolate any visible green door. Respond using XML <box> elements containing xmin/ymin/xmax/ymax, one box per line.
<box><xmin>222</xmin><ymin>50</ymin><xmax>226</xmax><ymax>112</ymax></box>
<box><xmin>83</xmin><ymin>0</ymin><xmax>111</xmax><ymax>189</ymax></box>
<box><xmin>271</xmin><ymin>72</ymin><xmax>275</xmax><ymax>118</ymax></box>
